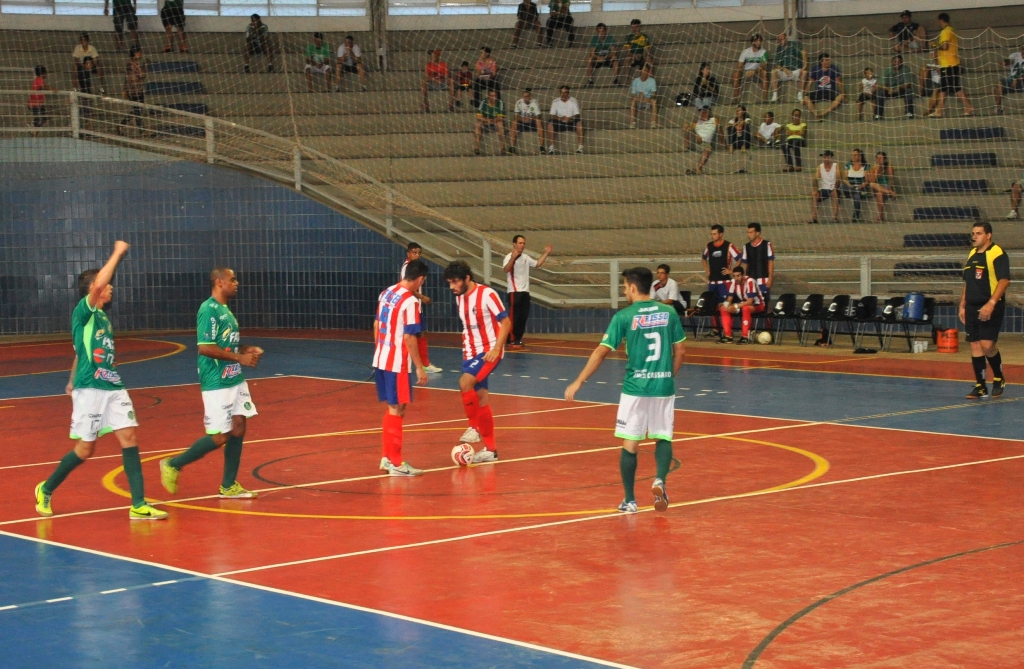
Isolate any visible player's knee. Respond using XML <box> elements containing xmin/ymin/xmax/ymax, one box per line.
<box><xmin>230</xmin><ymin>418</ymin><xmax>247</xmax><ymax>438</ymax></box>
<box><xmin>75</xmin><ymin>441</ymin><xmax>97</xmax><ymax>459</ymax></box>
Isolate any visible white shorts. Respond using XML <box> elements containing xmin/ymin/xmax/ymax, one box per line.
<box><xmin>202</xmin><ymin>381</ymin><xmax>258</xmax><ymax>435</ymax></box>
<box><xmin>70</xmin><ymin>388</ymin><xmax>138</xmax><ymax>442</ymax></box>
<box><xmin>775</xmin><ymin>68</ymin><xmax>803</xmax><ymax>82</ymax></box>
<box><xmin>305</xmin><ymin>64</ymin><xmax>331</xmax><ymax>75</ymax></box>
<box><xmin>614</xmin><ymin>394</ymin><xmax>675</xmax><ymax>442</ymax></box>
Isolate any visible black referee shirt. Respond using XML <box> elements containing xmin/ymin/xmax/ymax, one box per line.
<box><xmin>517</xmin><ymin>1</ymin><xmax>538</xmax><ymax>21</ymax></box>
<box><xmin>963</xmin><ymin>244</ymin><xmax>1010</xmax><ymax>305</ymax></box>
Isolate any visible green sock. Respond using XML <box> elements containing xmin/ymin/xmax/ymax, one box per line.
<box><xmin>170</xmin><ymin>435</ymin><xmax>220</xmax><ymax>470</ymax></box>
<box><xmin>121</xmin><ymin>446</ymin><xmax>146</xmax><ymax>507</ymax></box>
<box><xmin>43</xmin><ymin>450</ymin><xmax>85</xmax><ymax>495</ymax></box>
<box><xmin>221</xmin><ymin>435</ymin><xmax>243</xmax><ymax>489</ymax></box>
<box><xmin>619</xmin><ymin>449</ymin><xmax>637</xmax><ymax>503</ymax></box>
<box><xmin>655</xmin><ymin>439</ymin><xmax>673</xmax><ymax>481</ymax></box>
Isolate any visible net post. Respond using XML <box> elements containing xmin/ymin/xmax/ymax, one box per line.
<box><xmin>293</xmin><ymin>147</ymin><xmax>302</xmax><ymax>191</ymax></box>
<box><xmin>609</xmin><ymin>259</ymin><xmax>619</xmax><ymax>309</ymax></box>
<box><xmin>860</xmin><ymin>256</ymin><xmax>872</xmax><ymax>296</ymax></box>
<box><xmin>69</xmin><ymin>92</ymin><xmax>79</xmax><ymax>139</ymax></box>
<box><xmin>482</xmin><ymin>238</ymin><xmax>492</xmax><ymax>286</ymax></box>
<box><xmin>385</xmin><ymin>190</ymin><xmax>394</xmax><ymax>236</ymax></box>
<box><xmin>205</xmin><ymin>117</ymin><xmax>215</xmax><ymax>164</ymax></box>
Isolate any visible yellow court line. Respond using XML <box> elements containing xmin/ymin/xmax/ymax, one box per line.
<box><xmin>100</xmin><ymin>427</ymin><xmax>829</xmax><ymax>521</ymax></box>
<box><xmin>0</xmin><ymin>338</ymin><xmax>186</xmax><ymax>378</ymax></box>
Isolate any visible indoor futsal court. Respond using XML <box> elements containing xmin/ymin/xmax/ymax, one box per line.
<box><xmin>2</xmin><ymin>331</ymin><xmax>1023</xmax><ymax>668</ymax></box>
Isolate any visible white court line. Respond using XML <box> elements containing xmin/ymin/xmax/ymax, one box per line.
<box><xmin>215</xmin><ymin>452</ymin><xmax>1024</xmax><ymax>578</ymax></box>
<box><xmin>100</xmin><ymin>588</ymin><xmax>126</xmax><ymax>594</ymax></box>
<box><xmin>0</xmin><ymin>530</ymin><xmax>639</xmax><ymax>669</ymax></box>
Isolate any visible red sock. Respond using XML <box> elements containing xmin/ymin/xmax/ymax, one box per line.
<box><xmin>477</xmin><ymin>404</ymin><xmax>495</xmax><ymax>449</ymax></box>
<box><xmin>386</xmin><ymin>413</ymin><xmax>404</xmax><ymax>464</ymax></box>
<box><xmin>461</xmin><ymin>390</ymin><xmax>480</xmax><ymax>429</ymax></box>
<box><xmin>381</xmin><ymin>413</ymin><xmax>391</xmax><ymax>460</ymax></box>
<box><xmin>417</xmin><ymin>336</ymin><xmax>430</xmax><ymax>366</ymax></box>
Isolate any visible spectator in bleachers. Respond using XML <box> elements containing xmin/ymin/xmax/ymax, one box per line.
<box><xmin>651</xmin><ymin>265</ymin><xmax>686</xmax><ymax>319</ymax></box>
<box><xmin>683</xmin><ymin>106</ymin><xmax>721</xmax><ymax>175</ymax></box>
<box><xmin>160</xmin><ymin>0</ymin><xmax>188</xmax><ymax>54</ymax></box>
<box><xmin>546</xmin><ymin>86</ymin><xmax>584</xmax><ymax>154</ymax></box>
<box><xmin>117</xmin><ymin>46</ymin><xmax>146</xmax><ymax>136</ymax></box>
<box><xmin>839</xmin><ymin>148</ymin><xmax>869</xmax><ymax>222</ymax></box>
<box><xmin>718</xmin><ymin>265</ymin><xmax>765</xmax><ymax>345</ymax></box>
<box><xmin>509</xmin><ymin>87</ymin><xmax>545</xmax><ymax>154</ymax></box>
<box><xmin>586</xmin><ymin>23</ymin><xmax>619</xmax><ymax>87</ymax></box>
<box><xmin>304</xmin><ymin>33</ymin><xmax>332</xmax><ymax>93</ymax></box>
<box><xmin>868</xmin><ymin>151</ymin><xmax>897</xmax><ymax>223</ymax></box>
<box><xmin>546</xmin><ymin>0</ymin><xmax>575</xmax><ymax>47</ymax></box>
<box><xmin>512</xmin><ymin>0</ymin><xmax>542</xmax><ymax>49</ymax></box>
<box><xmin>809</xmin><ymin>149</ymin><xmax>839</xmax><ymax>224</ymax></box>
<box><xmin>726</xmin><ymin>104</ymin><xmax>751</xmax><ymax>155</ymax></box>
<box><xmin>856</xmin><ymin>67</ymin><xmax>879</xmax><ymax>121</ymax></box>
<box><xmin>878</xmin><ymin>54</ymin><xmax>915</xmax><ymax>118</ymax></box>
<box><xmin>889</xmin><ymin>10</ymin><xmax>926</xmax><ymax>53</ymax></box>
<box><xmin>691</xmin><ymin>63</ymin><xmax>719</xmax><ymax>111</ymax></box>
<box><xmin>755</xmin><ymin>111</ymin><xmax>780</xmax><ymax>148</ymax></box>
<box><xmin>629</xmin><ymin>64</ymin><xmax>658</xmax><ymax>129</ymax></box>
<box><xmin>454</xmin><ymin>61</ymin><xmax>472</xmax><ymax>109</ymax></box>
<box><xmin>335</xmin><ymin>35</ymin><xmax>368</xmax><ymax>92</ymax></box>
<box><xmin>1005</xmin><ymin>160</ymin><xmax>1023</xmax><ymax>219</ymax></box>
<box><xmin>72</xmin><ymin>33</ymin><xmax>104</xmax><ymax>96</ymax></box>
<box><xmin>475</xmin><ymin>88</ymin><xmax>507</xmax><ymax>156</ymax></box>
<box><xmin>732</xmin><ymin>34</ymin><xmax>769</xmax><ymax>104</ymax></box>
<box><xmin>622</xmin><ymin>19</ymin><xmax>653</xmax><ymax>77</ymax></box>
<box><xmin>104</xmin><ymin>0</ymin><xmax>138</xmax><ymax>52</ymax></box>
<box><xmin>803</xmin><ymin>52</ymin><xmax>844</xmax><ymax>121</ymax></box>
<box><xmin>742</xmin><ymin>222</ymin><xmax>774</xmax><ymax>307</ymax></box>
<box><xmin>781</xmin><ymin>108</ymin><xmax>807</xmax><ymax>172</ymax></box>
<box><xmin>994</xmin><ymin>44</ymin><xmax>1024</xmax><ymax>115</ymax></box>
<box><xmin>928</xmin><ymin>12</ymin><xmax>974</xmax><ymax>118</ymax></box>
<box><xmin>244</xmin><ymin>14</ymin><xmax>274</xmax><ymax>74</ymax></box>
<box><xmin>421</xmin><ymin>49</ymin><xmax>454</xmax><ymax>113</ymax></box>
<box><xmin>27</xmin><ymin>66</ymin><xmax>54</xmax><ymax>135</ymax></box>
<box><xmin>770</xmin><ymin>32</ymin><xmax>806</xmax><ymax>103</ymax></box>
<box><xmin>473</xmin><ymin>47</ymin><xmax>500</xmax><ymax>109</ymax></box>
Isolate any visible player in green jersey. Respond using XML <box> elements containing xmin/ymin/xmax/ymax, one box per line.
<box><xmin>34</xmin><ymin>241</ymin><xmax>167</xmax><ymax>520</ymax></box>
<box><xmin>565</xmin><ymin>267</ymin><xmax>686</xmax><ymax>514</ymax></box>
<box><xmin>160</xmin><ymin>268</ymin><xmax>263</xmax><ymax>499</ymax></box>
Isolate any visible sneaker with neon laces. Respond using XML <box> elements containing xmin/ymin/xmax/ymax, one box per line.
<box><xmin>471</xmin><ymin>448</ymin><xmax>498</xmax><ymax>464</ymax></box>
<box><xmin>34</xmin><ymin>482</ymin><xmax>53</xmax><ymax>517</ymax></box>
<box><xmin>389</xmin><ymin>462</ymin><xmax>424</xmax><ymax>477</ymax></box>
<box><xmin>423</xmin><ymin>363</ymin><xmax>443</xmax><ymax>374</ymax></box>
<box><xmin>652</xmin><ymin>479</ymin><xmax>669</xmax><ymax>512</ymax></box>
<box><xmin>159</xmin><ymin>457</ymin><xmax>179</xmax><ymax>494</ymax></box>
<box><xmin>380</xmin><ymin>456</ymin><xmax>394</xmax><ymax>471</ymax></box>
<box><xmin>129</xmin><ymin>504</ymin><xmax>168</xmax><ymax>520</ymax></box>
<box><xmin>992</xmin><ymin>378</ymin><xmax>1005</xmax><ymax>398</ymax></box>
<box><xmin>966</xmin><ymin>383</ymin><xmax>988</xmax><ymax>399</ymax></box>
<box><xmin>459</xmin><ymin>427</ymin><xmax>482</xmax><ymax>443</ymax></box>
<box><xmin>220</xmin><ymin>482</ymin><xmax>257</xmax><ymax>499</ymax></box>
<box><xmin>617</xmin><ymin>499</ymin><xmax>638</xmax><ymax>514</ymax></box>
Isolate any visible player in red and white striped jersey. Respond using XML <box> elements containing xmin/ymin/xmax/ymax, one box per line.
<box><xmin>373</xmin><ymin>259</ymin><xmax>430</xmax><ymax>476</ymax></box>
<box><xmin>400</xmin><ymin>242</ymin><xmax>442</xmax><ymax>374</ymax></box>
<box><xmin>718</xmin><ymin>265</ymin><xmax>765</xmax><ymax>344</ymax></box>
<box><xmin>444</xmin><ymin>260</ymin><xmax>512</xmax><ymax>463</ymax></box>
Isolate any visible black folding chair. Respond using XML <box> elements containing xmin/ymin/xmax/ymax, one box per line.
<box><xmin>688</xmin><ymin>290</ymin><xmax>718</xmax><ymax>339</ymax></box>
<box><xmin>823</xmin><ymin>295</ymin><xmax>854</xmax><ymax>347</ymax></box>
<box><xmin>797</xmin><ymin>294</ymin><xmax>825</xmax><ymax>346</ymax></box>
<box><xmin>879</xmin><ymin>296</ymin><xmax>905</xmax><ymax>351</ymax></box>
<box><xmin>850</xmin><ymin>296</ymin><xmax>884</xmax><ymax>349</ymax></box>
<box><xmin>769</xmin><ymin>293</ymin><xmax>798</xmax><ymax>345</ymax></box>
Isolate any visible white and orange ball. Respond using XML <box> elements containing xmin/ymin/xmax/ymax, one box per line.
<box><xmin>451</xmin><ymin>443</ymin><xmax>475</xmax><ymax>466</ymax></box>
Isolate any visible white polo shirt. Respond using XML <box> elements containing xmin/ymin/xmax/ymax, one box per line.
<box><xmin>549</xmin><ymin>96</ymin><xmax>581</xmax><ymax>118</ymax></box>
<box><xmin>650</xmin><ymin>277</ymin><xmax>682</xmax><ymax>305</ymax></box>
<box><xmin>503</xmin><ymin>252</ymin><xmax>538</xmax><ymax>293</ymax></box>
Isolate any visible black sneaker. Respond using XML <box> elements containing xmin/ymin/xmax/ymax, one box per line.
<box><xmin>508</xmin><ymin>145</ymin><xmax>517</xmax><ymax>154</ymax></box>
<box><xmin>966</xmin><ymin>383</ymin><xmax>989</xmax><ymax>400</ymax></box>
<box><xmin>718</xmin><ymin>335</ymin><xmax>730</xmax><ymax>344</ymax></box>
<box><xmin>992</xmin><ymin>378</ymin><xmax>1005</xmax><ymax>397</ymax></box>
<box><xmin>737</xmin><ymin>336</ymin><xmax>749</xmax><ymax>345</ymax></box>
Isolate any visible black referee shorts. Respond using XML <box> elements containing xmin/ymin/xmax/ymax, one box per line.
<box><xmin>964</xmin><ymin>301</ymin><xmax>1004</xmax><ymax>343</ymax></box>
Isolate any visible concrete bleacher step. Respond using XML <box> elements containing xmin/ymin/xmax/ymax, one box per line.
<box><xmin>147</xmin><ymin>60</ymin><xmax>201</xmax><ymax>74</ymax></box>
<box><xmin>903</xmin><ymin>233</ymin><xmax>971</xmax><ymax>248</ymax></box>
<box><xmin>145</xmin><ymin>81</ymin><xmax>204</xmax><ymax>96</ymax></box>
<box><xmin>931</xmin><ymin>152</ymin><xmax>998</xmax><ymax>167</ymax></box>
<box><xmin>939</xmin><ymin>126</ymin><xmax>1006</xmax><ymax>141</ymax></box>
<box><xmin>921</xmin><ymin>179</ymin><xmax>989</xmax><ymax>194</ymax></box>
<box><xmin>913</xmin><ymin>206</ymin><xmax>982</xmax><ymax>221</ymax></box>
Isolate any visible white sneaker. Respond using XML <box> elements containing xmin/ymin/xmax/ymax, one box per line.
<box><xmin>379</xmin><ymin>456</ymin><xmax>393</xmax><ymax>472</ymax></box>
<box><xmin>389</xmin><ymin>461</ymin><xmax>424</xmax><ymax>477</ymax></box>
<box><xmin>423</xmin><ymin>363</ymin><xmax>443</xmax><ymax>374</ymax></box>
<box><xmin>471</xmin><ymin>448</ymin><xmax>498</xmax><ymax>464</ymax></box>
<box><xmin>796</xmin><ymin>91</ymin><xmax>803</xmax><ymax>102</ymax></box>
<box><xmin>1007</xmin><ymin>210</ymin><xmax>1019</xmax><ymax>220</ymax></box>
<box><xmin>770</xmin><ymin>92</ymin><xmax>778</xmax><ymax>102</ymax></box>
<box><xmin>576</xmin><ymin>145</ymin><xmax>584</xmax><ymax>154</ymax></box>
<box><xmin>630</xmin><ymin>121</ymin><xmax>637</xmax><ymax>129</ymax></box>
<box><xmin>547</xmin><ymin>145</ymin><xmax>555</xmax><ymax>154</ymax></box>
<box><xmin>459</xmin><ymin>427</ymin><xmax>482</xmax><ymax>443</ymax></box>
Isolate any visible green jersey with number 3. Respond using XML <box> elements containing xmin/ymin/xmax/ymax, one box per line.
<box><xmin>600</xmin><ymin>300</ymin><xmax>685</xmax><ymax>397</ymax></box>
<box><xmin>196</xmin><ymin>297</ymin><xmax>245</xmax><ymax>392</ymax></box>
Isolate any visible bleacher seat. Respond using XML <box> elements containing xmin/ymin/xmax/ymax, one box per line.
<box><xmin>145</xmin><ymin>81</ymin><xmax>204</xmax><ymax>96</ymax></box>
<box><xmin>930</xmin><ymin>153</ymin><xmax>997</xmax><ymax>168</ymax></box>
<box><xmin>939</xmin><ymin>127</ymin><xmax>1006</xmax><ymax>141</ymax></box>
<box><xmin>913</xmin><ymin>206</ymin><xmax>981</xmax><ymax>221</ymax></box>
<box><xmin>903</xmin><ymin>233</ymin><xmax>971</xmax><ymax>248</ymax></box>
<box><xmin>921</xmin><ymin>179</ymin><xmax>988</xmax><ymax>194</ymax></box>
<box><xmin>147</xmin><ymin>61</ymin><xmax>201</xmax><ymax>74</ymax></box>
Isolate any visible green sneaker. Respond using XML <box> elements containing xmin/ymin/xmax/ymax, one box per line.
<box><xmin>129</xmin><ymin>504</ymin><xmax>168</xmax><ymax>521</ymax></box>
<box><xmin>219</xmin><ymin>482</ymin><xmax>257</xmax><ymax>499</ymax></box>
<box><xmin>159</xmin><ymin>458</ymin><xmax>179</xmax><ymax>494</ymax></box>
<box><xmin>34</xmin><ymin>482</ymin><xmax>53</xmax><ymax>517</ymax></box>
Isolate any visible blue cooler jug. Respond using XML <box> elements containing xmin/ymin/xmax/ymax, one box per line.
<box><xmin>903</xmin><ymin>292</ymin><xmax>925</xmax><ymax>321</ymax></box>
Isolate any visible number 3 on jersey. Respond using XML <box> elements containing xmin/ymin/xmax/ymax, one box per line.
<box><xmin>644</xmin><ymin>332</ymin><xmax>661</xmax><ymax>362</ymax></box>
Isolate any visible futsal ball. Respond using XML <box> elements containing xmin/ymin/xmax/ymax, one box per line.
<box><xmin>451</xmin><ymin>443</ymin><xmax>475</xmax><ymax>466</ymax></box>
<box><xmin>756</xmin><ymin>331</ymin><xmax>773</xmax><ymax>345</ymax></box>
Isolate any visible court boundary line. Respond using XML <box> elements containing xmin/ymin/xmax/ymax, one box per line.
<box><xmin>0</xmin><ymin>530</ymin><xmax>640</xmax><ymax>669</ymax></box>
<box><xmin>0</xmin><ymin>338</ymin><xmax>187</xmax><ymax>379</ymax></box>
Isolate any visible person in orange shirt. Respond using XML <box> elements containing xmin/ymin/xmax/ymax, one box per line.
<box><xmin>28</xmin><ymin>66</ymin><xmax>55</xmax><ymax>134</ymax></box>
<box><xmin>421</xmin><ymin>49</ymin><xmax>454</xmax><ymax>113</ymax></box>
<box><xmin>928</xmin><ymin>12</ymin><xmax>974</xmax><ymax>118</ymax></box>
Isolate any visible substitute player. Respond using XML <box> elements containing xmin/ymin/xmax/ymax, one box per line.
<box><xmin>718</xmin><ymin>265</ymin><xmax>765</xmax><ymax>344</ymax></box>
<box><xmin>565</xmin><ymin>267</ymin><xmax>685</xmax><ymax>514</ymax></box>
<box><xmin>375</xmin><ymin>259</ymin><xmax>430</xmax><ymax>476</ymax></box>
<box><xmin>401</xmin><ymin>242</ymin><xmax>442</xmax><ymax>374</ymax></box>
<box><xmin>34</xmin><ymin>241</ymin><xmax>167</xmax><ymax>520</ymax></box>
<box><xmin>444</xmin><ymin>260</ymin><xmax>512</xmax><ymax>463</ymax></box>
<box><xmin>960</xmin><ymin>222</ymin><xmax>1010</xmax><ymax>399</ymax></box>
<box><xmin>160</xmin><ymin>268</ymin><xmax>263</xmax><ymax>498</ymax></box>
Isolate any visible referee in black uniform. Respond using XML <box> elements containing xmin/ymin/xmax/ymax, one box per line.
<box><xmin>960</xmin><ymin>222</ymin><xmax>1010</xmax><ymax>399</ymax></box>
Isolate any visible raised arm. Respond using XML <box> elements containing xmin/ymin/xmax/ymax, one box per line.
<box><xmin>536</xmin><ymin>245</ymin><xmax>553</xmax><ymax>268</ymax></box>
<box><xmin>88</xmin><ymin>240</ymin><xmax>129</xmax><ymax>308</ymax></box>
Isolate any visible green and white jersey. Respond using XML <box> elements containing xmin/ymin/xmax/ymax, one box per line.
<box><xmin>71</xmin><ymin>296</ymin><xmax>124</xmax><ymax>391</ymax></box>
<box><xmin>196</xmin><ymin>297</ymin><xmax>244</xmax><ymax>392</ymax></box>
<box><xmin>600</xmin><ymin>299</ymin><xmax>685</xmax><ymax>397</ymax></box>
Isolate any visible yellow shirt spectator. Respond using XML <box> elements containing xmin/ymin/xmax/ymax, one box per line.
<box><xmin>936</xmin><ymin>25</ymin><xmax>958</xmax><ymax>68</ymax></box>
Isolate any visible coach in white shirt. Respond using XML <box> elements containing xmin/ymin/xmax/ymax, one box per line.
<box><xmin>546</xmin><ymin>86</ymin><xmax>584</xmax><ymax>154</ymax></box>
<box><xmin>502</xmin><ymin>235</ymin><xmax>552</xmax><ymax>348</ymax></box>
<box><xmin>650</xmin><ymin>264</ymin><xmax>687</xmax><ymax>318</ymax></box>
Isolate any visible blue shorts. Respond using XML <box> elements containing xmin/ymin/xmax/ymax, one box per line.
<box><xmin>375</xmin><ymin>368</ymin><xmax>412</xmax><ymax>405</ymax></box>
<box><xmin>708</xmin><ymin>282</ymin><xmax>730</xmax><ymax>301</ymax></box>
<box><xmin>462</xmin><ymin>352</ymin><xmax>501</xmax><ymax>391</ymax></box>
